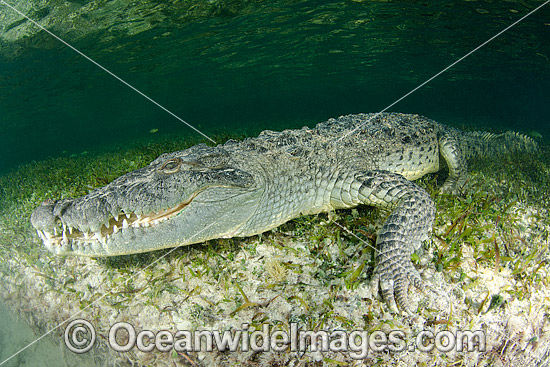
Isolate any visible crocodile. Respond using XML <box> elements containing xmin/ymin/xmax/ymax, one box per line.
<box><xmin>30</xmin><ymin>113</ymin><xmax>536</xmax><ymax>313</ymax></box>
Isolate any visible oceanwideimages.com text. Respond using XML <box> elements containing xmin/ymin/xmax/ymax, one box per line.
<box><xmin>95</xmin><ymin>322</ymin><xmax>486</xmax><ymax>358</ymax></box>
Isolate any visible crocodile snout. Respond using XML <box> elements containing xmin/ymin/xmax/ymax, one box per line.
<box><xmin>30</xmin><ymin>199</ymin><xmax>58</xmax><ymax>232</ymax></box>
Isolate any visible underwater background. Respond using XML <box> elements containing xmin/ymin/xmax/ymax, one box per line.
<box><xmin>0</xmin><ymin>1</ymin><xmax>550</xmax><ymax>366</ymax></box>
<box><xmin>0</xmin><ymin>0</ymin><xmax>549</xmax><ymax>175</ymax></box>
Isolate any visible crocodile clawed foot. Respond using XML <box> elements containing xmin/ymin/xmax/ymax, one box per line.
<box><xmin>440</xmin><ymin>184</ymin><xmax>456</xmax><ymax>195</ymax></box>
<box><xmin>372</xmin><ymin>255</ymin><xmax>423</xmax><ymax>316</ymax></box>
<box><xmin>440</xmin><ymin>177</ymin><xmax>468</xmax><ymax>196</ymax></box>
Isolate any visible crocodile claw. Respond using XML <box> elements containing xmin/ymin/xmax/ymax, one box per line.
<box><xmin>372</xmin><ymin>247</ymin><xmax>424</xmax><ymax>315</ymax></box>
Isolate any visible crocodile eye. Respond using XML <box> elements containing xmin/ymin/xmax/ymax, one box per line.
<box><xmin>160</xmin><ymin>158</ymin><xmax>183</xmax><ymax>174</ymax></box>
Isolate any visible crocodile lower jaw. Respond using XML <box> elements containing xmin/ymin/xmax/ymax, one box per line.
<box><xmin>36</xmin><ymin>200</ymin><xmax>191</xmax><ymax>249</ymax></box>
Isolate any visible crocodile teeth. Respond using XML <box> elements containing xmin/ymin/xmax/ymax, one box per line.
<box><xmin>62</xmin><ymin>231</ymin><xmax>68</xmax><ymax>243</ymax></box>
<box><xmin>68</xmin><ymin>226</ymin><xmax>73</xmax><ymax>234</ymax></box>
<box><xmin>94</xmin><ymin>232</ymin><xmax>106</xmax><ymax>245</ymax></box>
<box><xmin>113</xmin><ymin>224</ymin><xmax>120</xmax><ymax>234</ymax></box>
<box><xmin>109</xmin><ymin>208</ymin><xmax>118</xmax><ymax>220</ymax></box>
<box><xmin>122</xmin><ymin>219</ymin><xmax>129</xmax><ymax>229</ymax></box>
<box><xmin>114</xmin><ymin>213</ymin><xmax>119</xmax><ymax>221</ymax></box>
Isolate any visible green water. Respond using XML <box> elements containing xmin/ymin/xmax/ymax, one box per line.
<box><xmin>0</xmin><ymin>1</ymin><xmax>549</xmax><ymax>366</ymax></box>
<box><xmin>0</xmin><ymin>302</ymin><xmax>97</xmax><ymax>367</ymax></box>
<box><xmin>0</xmin><ymin>0</ymin><xmax>548</xmax><ymax>174</ymax></box>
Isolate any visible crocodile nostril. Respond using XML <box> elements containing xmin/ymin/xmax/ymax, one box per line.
<box><xmin>52</xmin><ymin>199</ymin><xmax>73</xmax><ymax>217</ymax></box>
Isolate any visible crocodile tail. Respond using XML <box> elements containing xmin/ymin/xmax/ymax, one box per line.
<box><xmin>460</xmin><ymin>130</ymin><xmax>537</xmax><ymax>160</ymax></box>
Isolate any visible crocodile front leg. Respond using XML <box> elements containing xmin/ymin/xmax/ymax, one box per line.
<box><xmin>332</xmin><ymin>170</ymin><xmax>436</xmax><ymax>314</ymax></box>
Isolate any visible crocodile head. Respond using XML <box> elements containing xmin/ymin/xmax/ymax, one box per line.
<box><xmin>30</xmin><ymin>144</ymin><xmax>261</xmax><ymax>256</ymax></box>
